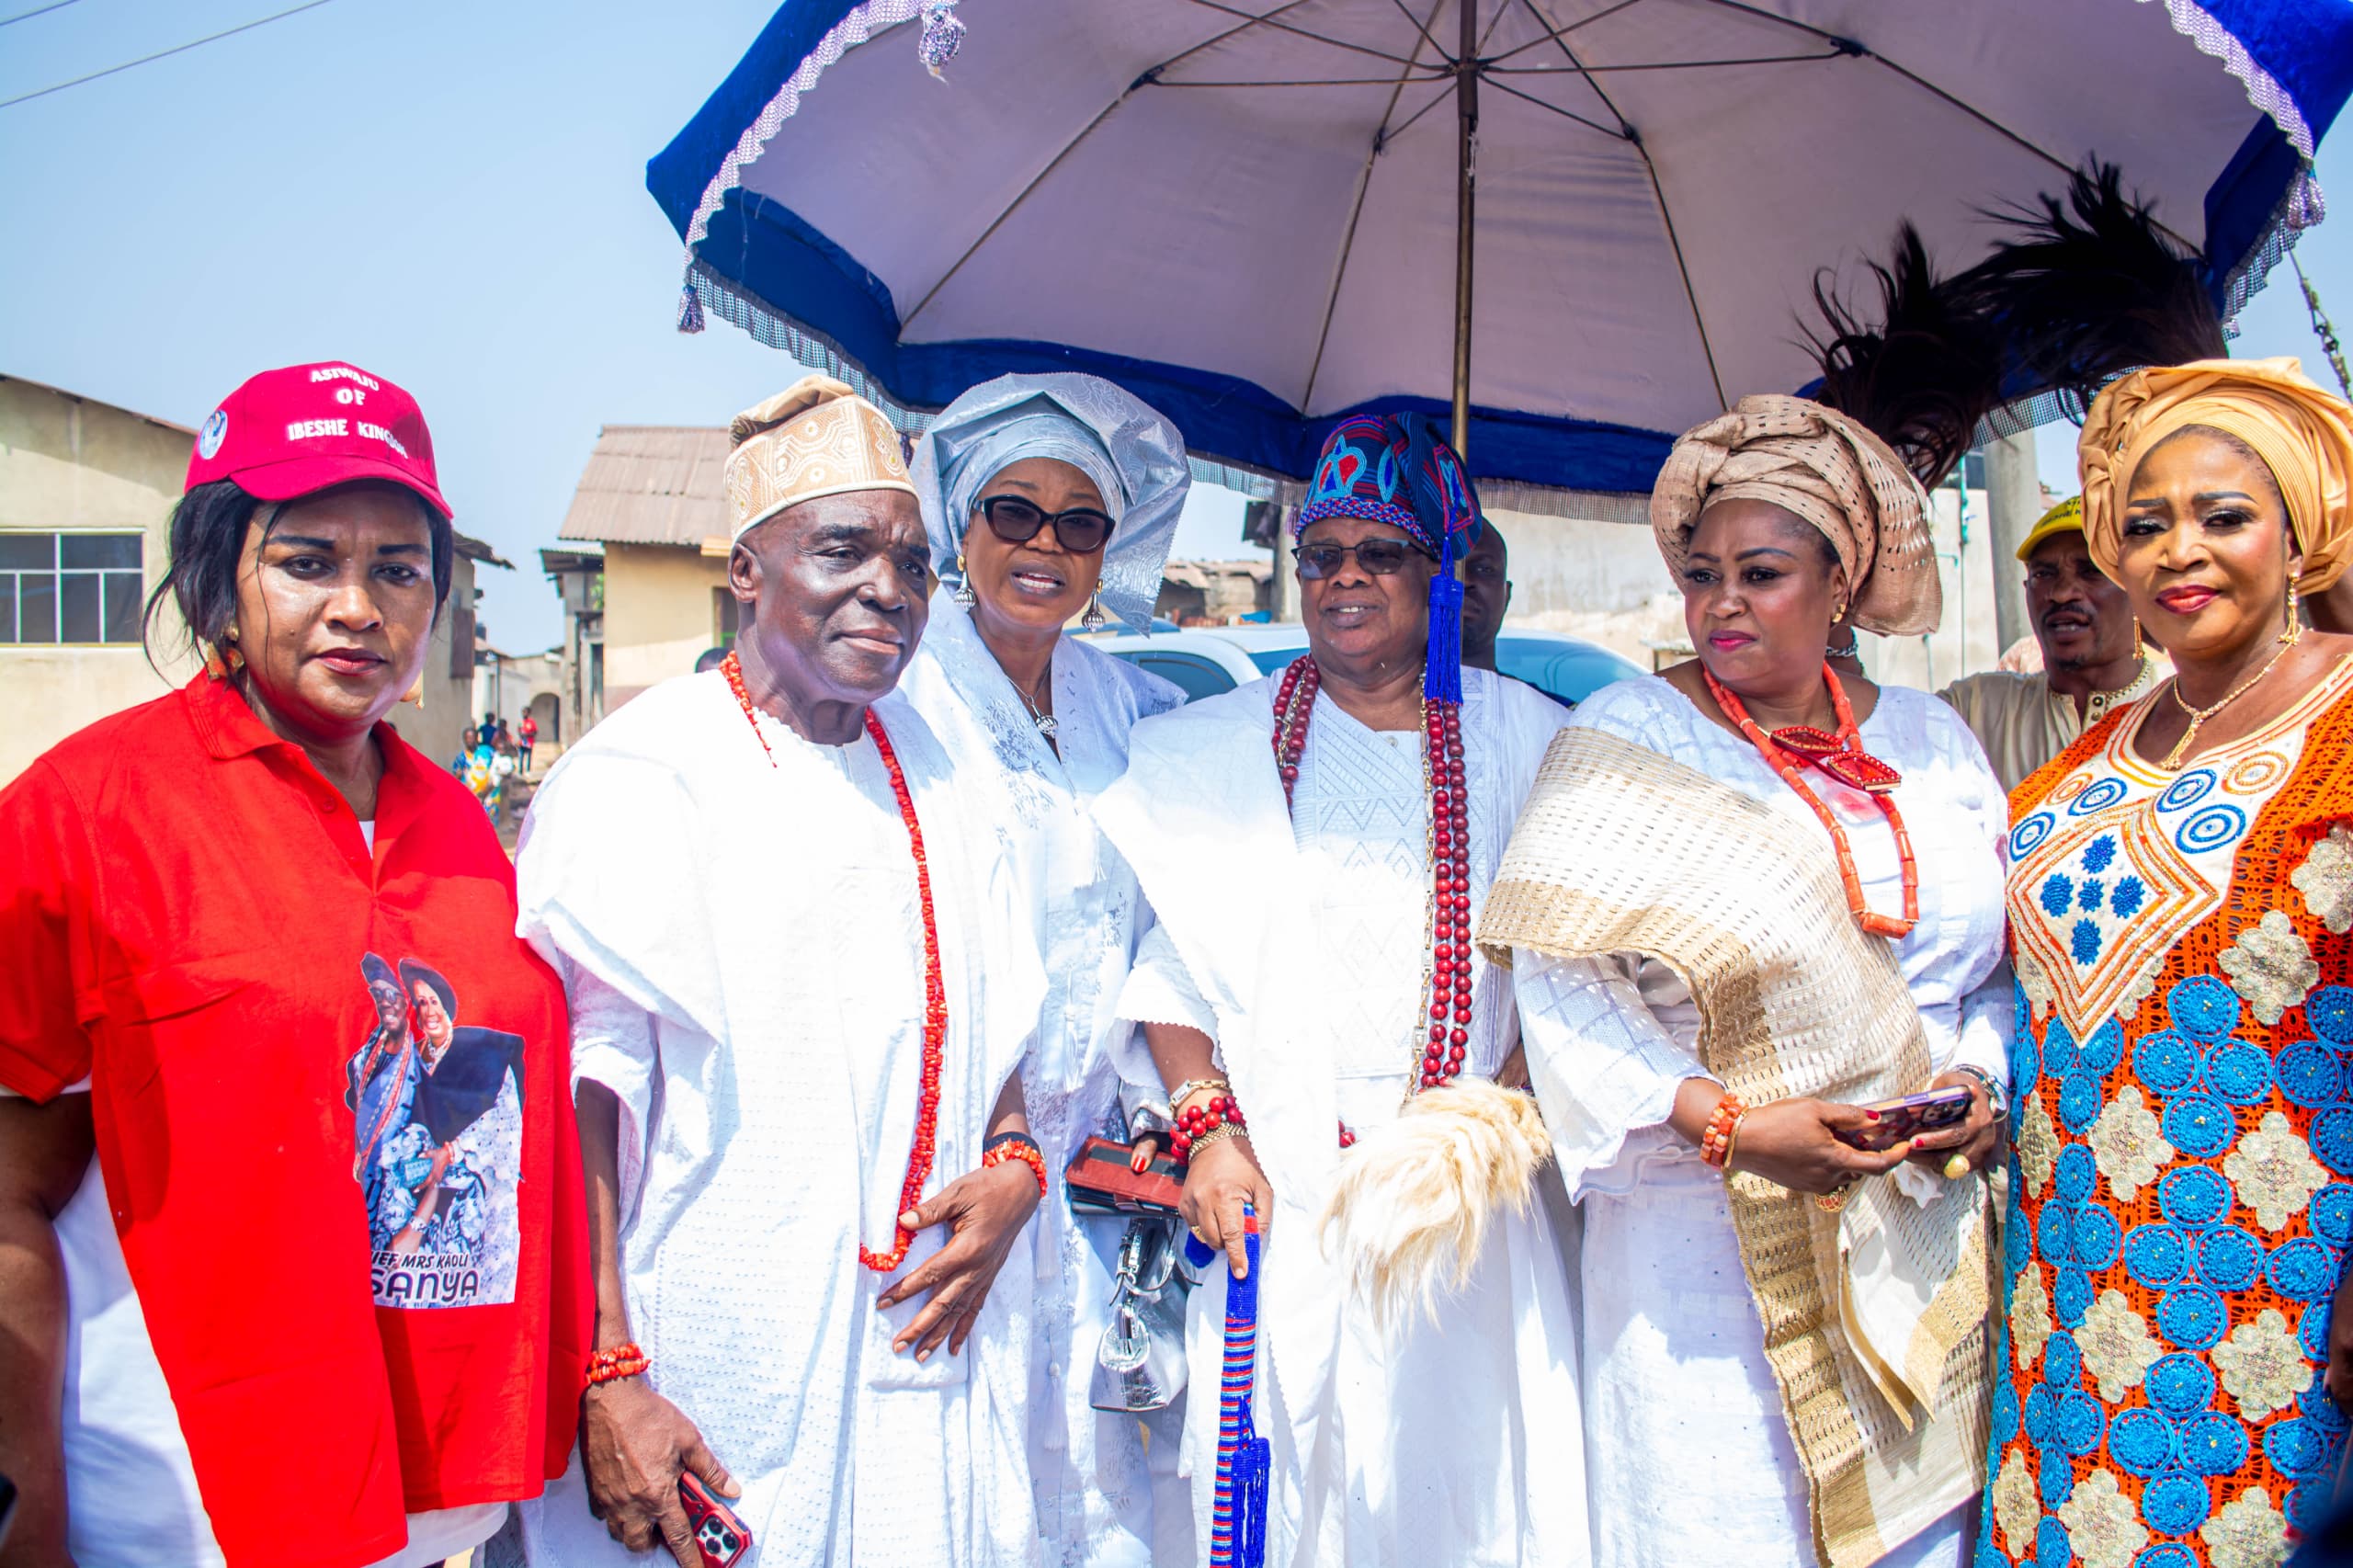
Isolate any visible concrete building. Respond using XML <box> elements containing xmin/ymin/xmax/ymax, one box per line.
<box><xmin>472</xmin><ymin>645</ymin><xmax>568</xmax><ymax>757</ymax></box>
<box><xmin>0</xmin><ymin>374</ymin><xmax>194</xmax><ymax>783</ymax></box>
<box><xmin>1156</xmin><ymin>559</ymin><xmax>1272</xmax><ymax>624</ymax></box>
<box><xmin>539</xmin><ymin>543</ymin><xmax>606</xmax><ymax>745</ymax></box>
<box><xmin>3</xmin><ymin>372</ymin><xmax>506</xmax><ymax>784</ymax></box>
<box><xmin>554</xmin><ymin>426</ymin><xmax>733</xmax><ymax>711</ymax></box>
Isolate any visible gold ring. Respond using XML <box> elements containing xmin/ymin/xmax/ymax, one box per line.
<box><xmin>1942</xmin><ymin>1153</ymin><xmax>1972</xmax><ymax>1179</ymax></box>
<box><xmin>1814</xmin><ymin>1187</ymin><xmax>1850</xmax><ymax>1213</ymax></box>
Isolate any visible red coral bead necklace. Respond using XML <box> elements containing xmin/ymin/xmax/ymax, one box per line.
<box><xmin>723</xmin><ymin>652</ymin><xmax>946</xmax><ymax>1271</ymax></box>
<box><xmin>1702</xmin><ymin>660</ymin><xmax>1917</xmax><ymax>938</ymax></box>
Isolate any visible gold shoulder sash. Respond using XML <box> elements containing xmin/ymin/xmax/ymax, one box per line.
<box><xmin>1479</xmin><ymin>727</ymin><xmax>1993</xmax><ymax>1568</ymax></box>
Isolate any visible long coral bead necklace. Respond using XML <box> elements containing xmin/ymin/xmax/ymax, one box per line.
<box><xmin>1274</xmin><ymin>655</ymin><xmax>1472</xmax><ymax>1106</ymax></box>
<box><xmin>724</xmin><ymin>652</ymin><xmax>947</xmax><ymax>1271</ymax></box>
<box><xmin>1702</xmin><ymin>661</ymin><xmax>1918</xmax><ymax>938</ymax></box>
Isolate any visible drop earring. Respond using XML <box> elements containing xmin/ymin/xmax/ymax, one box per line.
<box><xmin>953</xmin><ymin>551</ymin><xmax>976</xmax><ymax>607</ymax></box>
<box><xmin>2131</xmin><ymin>619</ymin><xmax>2145</xmax><ymax>661</ymax></box>
<box><xmin>1081</xmin><ymin>590</ymin><xmax>1107</xmax><ymax>631</ymax></box>
<box><xmin>202</xmin><ymin>623</ymin><xmax>244</xmax><ymax>680</ymax></box>
<box><xmin>402</xmin><ymin>675</ymin><xmax>425</xmax><ymax>708</ymax></box>
<box><xmin>2281</xmin><ymin>579</ymin><xmax>2304</xmax><ymax>647</ymax></box>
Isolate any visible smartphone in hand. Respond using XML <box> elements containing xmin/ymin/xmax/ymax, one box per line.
<box><xmin>678</xmin><ymin>1471</ymin><xmax>752</xmax><ymax>1568</ymax></box>
<box><xmin>1834</xmin><ymin>1085</ymin><xmax>1974</xmax><ymax>1153</ymax></box>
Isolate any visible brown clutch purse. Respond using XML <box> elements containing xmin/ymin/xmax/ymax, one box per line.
<box><xmin>1063</xmin><ymin>1134</ymin><xmax>1186</xmax><ymax>1218</ymax></box>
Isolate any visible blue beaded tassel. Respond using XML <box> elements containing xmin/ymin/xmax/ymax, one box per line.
<box><xmin>1425</xmin><ymin>529</ymin><xmax>1465</xmax><ymax>705</ymax></box>
<box><xmin>1194</xmin><ymin>1205</ymin><xmax>1270</xmax><ymax>1568</ymax></box>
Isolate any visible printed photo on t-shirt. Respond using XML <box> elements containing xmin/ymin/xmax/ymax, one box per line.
<box><xmin>346</xmin><ymin>951</ymin><xmax>526</xmax><ymax>1308</ymax></box>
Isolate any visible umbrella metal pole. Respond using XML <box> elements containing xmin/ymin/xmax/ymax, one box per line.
<box><xmin>1451</xmin><ymin>0</ymin><xmax>1477</xmax><ymax>457</ymax></box>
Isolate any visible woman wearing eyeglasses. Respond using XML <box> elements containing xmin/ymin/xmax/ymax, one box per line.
<box><xmin>1089</xmin><ymin>415</ymin><xmax>1586</xmax><ymax>1564</ymax></box>
<box><xmin>899</xmin><ymin>372</ymin><xmax>1196</xmax><ymax>1568</ymax></box>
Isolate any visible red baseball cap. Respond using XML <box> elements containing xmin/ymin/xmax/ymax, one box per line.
<box><xmin>186</xmin><ymin>361</ymin><xmax>451</xmax><ymax>518</ymax></box>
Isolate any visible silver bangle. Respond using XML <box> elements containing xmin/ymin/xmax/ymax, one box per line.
<box><xmin>1952</xmin><ymin>1065</ymin><xmax>2008</xmax><ymax>1121</ymax></box>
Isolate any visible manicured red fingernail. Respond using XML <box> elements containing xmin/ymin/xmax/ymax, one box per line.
<box><xmin>1865</xmin><ymin>1109</ymin><xmax>1880</xmax><ymax>1119</ymax></box>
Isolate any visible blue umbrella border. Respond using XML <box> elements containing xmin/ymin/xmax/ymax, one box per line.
<box><xmin>646</xmin><ymin>0</ymin><xmax>2353</xmax><ymax>500</ymax></box>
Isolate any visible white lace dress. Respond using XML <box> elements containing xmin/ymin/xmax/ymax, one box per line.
<box><xmin>1514</xmin><ymin>675</ymin><xmax>2011</xmax><ymax>1568</ymax></box>
<box><xmin>901</xmin><ymin>594</ymin><xmax>1191</xmax><ymax>1568</ymax></box>
<box><xmin>1104</xmin><ymin>668</ymin><xmax>1588</xmax><ymax>1568</ymax></box>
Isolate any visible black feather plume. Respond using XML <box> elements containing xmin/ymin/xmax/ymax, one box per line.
<box><xmin>1951</xmin><ymin>161</ymin><xmax>2225</xmax><ymax>421</ymax></box>
<box><xmin>1804</xmin><ymin>222</ymin><xmax>2006</xmax><ymax>491</ymax></box>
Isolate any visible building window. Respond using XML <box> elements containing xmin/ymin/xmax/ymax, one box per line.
<box><xmin>0</xmin><ymin>532</ymin><xmax>144</xmax><ymax>644</ymax></box>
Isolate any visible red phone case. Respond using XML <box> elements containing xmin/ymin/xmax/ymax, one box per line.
<box><xmin>678</xmin><ymin>1471</ymin><xmax>752</xmax><ymax>1568</ymax></box>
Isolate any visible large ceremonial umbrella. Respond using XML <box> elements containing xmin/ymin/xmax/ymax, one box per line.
<box><xmin>647</xmin><ymin>0</ymin><xmax>2351</xmax><ymax>506</ymax></box>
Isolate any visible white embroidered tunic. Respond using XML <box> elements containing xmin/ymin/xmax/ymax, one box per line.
<box><xmin>900</xmin><ymin>595</ymin><xmax>1190</xmax><ymax>1568</ymax></box>
<box><xmin>512</xmin><ymin>671</ymin><xmax>1045</xmax><ymax>1568</ymax></box>
<box><xmin>1098</xmin><ymin>666</ymin><xmax>1586</xmax><ymax>1568</ymax></box>
<box><xmin>1514</xmin><ymin>675</ymin><xmax>2011</xmax><ymax>1568</ymax></box>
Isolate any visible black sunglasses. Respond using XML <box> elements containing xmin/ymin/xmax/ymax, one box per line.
<box><xmin>1292</xmin><ymin>540</ymin><xmax>1417</xmax><ymax>579</ymax></box>
<box><xmin>976</xmin><ymin>494</ymin><xmax>1117</xmax><ymax>555</ymax></box>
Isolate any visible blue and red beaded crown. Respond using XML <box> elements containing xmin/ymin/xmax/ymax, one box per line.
<box><xmin>1292</xmin><ymin>413</ymin><xmax>1483</xmax><ymax>702</ymax></box>
<box><xmin>1294</xmin><ymin>413</ymin><xmax>1478</xmax><ymax>558</ymax></box>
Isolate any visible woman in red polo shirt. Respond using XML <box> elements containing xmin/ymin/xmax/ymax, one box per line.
<box><xmin>0</xmin><ymin>363</ymin><xmax>589</xmax><ymax>1568</ymax></box>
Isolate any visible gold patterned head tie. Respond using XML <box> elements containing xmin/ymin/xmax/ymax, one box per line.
<box><xmin>725</xmin><ymin>373</ymin><xmax>917</xmax><ymax>541</ymax></box>
<box><xmin>1650</xmin><ymin>394</ymin><xmax>1941</xmax><ymax>637</ymax></box>
<box><xmin>2078</xmin><ymin>357</ymin><xmax>2353</xmax><ymax>594</ymax></box>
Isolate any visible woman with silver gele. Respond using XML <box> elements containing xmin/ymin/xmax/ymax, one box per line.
<box><xmin>899</xmin><ymin>372</ymin><xmax>1195</xmax><ymax>1568</ymax></box>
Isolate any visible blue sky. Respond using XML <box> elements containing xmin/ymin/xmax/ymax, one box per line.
<box><xmin>2</xmin><ymin>0</ymin><xmax>2347</xmax><ymax>650</ymax></box>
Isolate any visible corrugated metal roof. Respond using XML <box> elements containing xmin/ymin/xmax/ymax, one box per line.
<box><xmin>558</xmin><ymin>425</ymin><xmax>730</xmax><ymax>547</ymax></box>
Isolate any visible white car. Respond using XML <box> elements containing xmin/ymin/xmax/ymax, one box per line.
<box><xmin>1077</xmin><ymin>624</ymin><xmax>1643</xmax><ymax>708</ymax></box>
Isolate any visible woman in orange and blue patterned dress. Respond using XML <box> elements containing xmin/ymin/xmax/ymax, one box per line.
<box><xmin>1984</xmin><ymin>356</ymin><xmax>2353</xmax><ymax>1568</ymax></box>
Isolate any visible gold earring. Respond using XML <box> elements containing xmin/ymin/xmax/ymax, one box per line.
<box><xmin>2131</xmin><ymin>619</ymin><xmax>2145</xmax><ymax>660</ymax></box>
<box><xmin>953</xmin><ymin>551</ymin><xmax>976</xmax><ymax>606</ymax></box>
<box><xmin>402</xmin><ymin>675</ymin><xmax>425</xmax><ymax>708</ymax></box>
<box><xmin>201</xmin><ymin>624</ymin><xmax>244</xmax><ymax>680</ymax></box>
<box><xmin>2281</xmin><ymin>580</ymin><xmax>2304</xmax><ymax>647</ymax></box>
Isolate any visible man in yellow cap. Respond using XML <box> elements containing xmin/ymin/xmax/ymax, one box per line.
<box><xmin>514</xmin><ymin>375</ymin><xmax>1048</xmax><ymax>1567</ymax></box>
<box><xmin>1938</xmin><ymin>495</ymin><xmax>2166</xmax><ymax>793</ymax></box>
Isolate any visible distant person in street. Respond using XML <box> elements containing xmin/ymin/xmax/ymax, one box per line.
<box><xmin>1460</xmin><ymin>515</ymin><xmax>1511</xmax><ymax>672</ymax></box>
<box><xmin>692</xmin><ymin>644</ymin><xmax>731</xmax><ymax>674</ymax></box>
<box><xmin>515</xmin><ymin>374</ymin><xmax>1046</xmax><ymax>1568</ymax></box>
<box><xmin>0</xmin><ymin>360</ymin><xmax>585</xmax><ymax>1568</ymax></box>
<box><xmin>1937</xmin><ymin>494</ymin><xmax>2165</xmax><ymax>792</ymax></box>
<box><xmin>517</xmin><ymin>709</ymin><xmax>538</xmax><ymax>770</ymax></box>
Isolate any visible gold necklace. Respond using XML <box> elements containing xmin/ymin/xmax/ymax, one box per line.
<box><xmin>2161</xmin><ymin>645</ymin><xmax>2291</xmax><ymax>769</ymax></box>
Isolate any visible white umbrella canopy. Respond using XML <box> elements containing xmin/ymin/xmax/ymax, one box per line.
<box><xmin>650</xmin><ymin>0</ymin><xmax>2343</xmax><ymax>502</ymax></box>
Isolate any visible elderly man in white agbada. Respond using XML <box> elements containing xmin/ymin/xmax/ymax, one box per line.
<box><xmin>515</xmin><ymin>375</ymin><xmax>1049</xmax><ymax>1568</ymax></box>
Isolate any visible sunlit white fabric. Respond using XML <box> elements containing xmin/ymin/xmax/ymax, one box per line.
<box><xmin>901</xmin><ymin>595</ymin><xmax>1190</xmax><ymax>1567</ymax></box>
<box><xmin>513</xmin><ymin>670</ymin><xmax>1044</xmax><ymax>1568</ymax></box>
<box><xmin>1515</xmin><ymin>675</ymin><xmax>2009</xmax><ymax>1568</ymax></box>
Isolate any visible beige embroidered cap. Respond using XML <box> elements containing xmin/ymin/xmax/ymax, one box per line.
<box><xmin>725</xmin><ymin>373</ymin><xmax>915</xmax><ymax>541</ymax></box>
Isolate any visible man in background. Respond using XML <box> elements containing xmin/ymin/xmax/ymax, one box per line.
<box><xmin>1939</xmin><ymin>496</ymin><xmax>2165</xmax><ymax>793</ymax></box>
<box><xmin>1461</xmin><ymin>518</ymin><xmax>1511</xmax><ymax>673</ymax></box>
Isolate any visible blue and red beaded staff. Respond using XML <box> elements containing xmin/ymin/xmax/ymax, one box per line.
<box><xmin>1187</xmin><ymin>1206</ymin><xmax>1270</xmax><ymax>1568</ymax></box>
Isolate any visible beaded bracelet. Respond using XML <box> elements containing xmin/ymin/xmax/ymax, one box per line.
<box><xmin>1170</xmin><ymin>1094</ymin><xmax>1247</xmax><ymax>1164</ymax></box>
<box><xmin>1699</xmin><ymin>1093</ymin><xmax>1746</xmax><ymax>1170</ymax></box>
<box><xmin>586</xmin><ymin>1342</ymin><xmax>650</xmax><ymax>1386</ymax></box>
<box><xmin>1186</xmin><ymin>1122</ymin><xmax>1252</xmax><ymax>1161</ymax></box>
<box><xmin>983</xmin><ymin>1138</ymin><xmax>1048</xmax><ymax>1197</ymax></box>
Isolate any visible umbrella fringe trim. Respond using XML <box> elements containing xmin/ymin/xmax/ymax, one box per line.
<box><xmin>684</xmin><ymin>261</ymin><xmax>1655</xmax><ymax>518</ymax></box>
<box><xmin>678</xmin><ymin>0</ymin><xmax>926</xmax><ymax>260</ymax></box>
<box><xmin>2138</xmin><ymin>0</ymin><xmax>2313</xmax><ymax>158</ymax></box>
